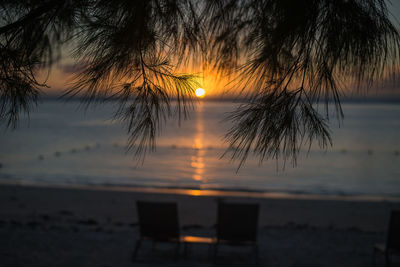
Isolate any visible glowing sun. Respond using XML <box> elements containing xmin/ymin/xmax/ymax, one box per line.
<box><xmin>195</xmin><ymin>88</ymin><xmax>206</xmax><ymax>98</ymax></box>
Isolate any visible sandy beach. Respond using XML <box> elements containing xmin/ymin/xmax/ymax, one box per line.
<box><xmin>1</xmin><ymin>184</ymin><xmax>399</xmax><ymax>266</ymax></box>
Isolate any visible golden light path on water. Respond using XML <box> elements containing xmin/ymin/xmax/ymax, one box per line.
<box><xmin>191</xmin><ymin>101</ymin><xmax>205</xmax><ymax>182</ymax></box>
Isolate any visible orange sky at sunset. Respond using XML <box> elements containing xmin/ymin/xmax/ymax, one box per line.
<box><xmin>39</xmin><ymin>61</ymin><xmax>240</xmax><ymax>98</ymax></box>
<box><xmin>39</xmin><ymin>59</ymin><xmax>400</xmax><ymax>100</ymax></box>
<box><xmin>37</xmin><ymin>0</ymin><xmax>400</xmax><ymax>100</ymax></box>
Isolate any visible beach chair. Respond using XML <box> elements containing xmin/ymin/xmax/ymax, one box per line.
<box><xmin>133</xmin><ymin>201</ymin><xmax>181</xmax><ymax>260</ymax></box>
<box><xmin>214</xmin><ymin>202</ymin><xmax>259</xmax><ymax>264</ymax></box>
<box><xmin>373</xmin><ymin>210</ymin><xmax>400</xmax><ymax>267</ymax></box>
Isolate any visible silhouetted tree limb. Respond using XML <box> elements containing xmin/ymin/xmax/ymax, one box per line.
<box><xmin>1</xmin><ymin>0</ymin><xmax>399</xmax><ymax>166</ymax></box>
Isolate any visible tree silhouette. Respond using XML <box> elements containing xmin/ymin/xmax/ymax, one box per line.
<box><xmin>1</xmin><ymin>0</ymin><xmax>399</xmax><ymax>166</ymax></box>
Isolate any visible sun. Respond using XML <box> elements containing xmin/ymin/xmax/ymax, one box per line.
<box><xmin>195</xmin><ymin>88</ymin><xmax>206</xmax><ymax>98</ymax></box>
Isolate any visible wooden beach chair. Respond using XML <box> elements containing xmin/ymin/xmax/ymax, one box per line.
<box><xmin>133</xmin><ymin>200</ymin><xmax>215</xmax><ymax>260</ymax></box>
<box><xmin>133</xmin><ymin>201</ymin><xmax>181</xmax><ymax>260</ymax></box>
<box><xmin>214</xmin><ymin>202</ymin><xmax>260</xmax><ymax>264</ymax></box>
<box><xmin>374</xmin><ymin>210</ymin><xmax>400</xmax><ymax>267</ymax></box>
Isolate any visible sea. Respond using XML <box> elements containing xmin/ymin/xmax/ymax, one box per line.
<box><xmin>1</xmin><ymin>99</ymin><xmax>399</xmax><ymax>201</ymax></box>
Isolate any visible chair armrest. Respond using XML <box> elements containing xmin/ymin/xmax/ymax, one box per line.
<box><xmin>374</xmin><ymin>243</ymin><xmax>386</xmax><ymax>253</ymax></box>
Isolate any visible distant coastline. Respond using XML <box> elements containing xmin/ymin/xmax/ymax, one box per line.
<box><xmin>38</xmin><ymin>92</ymin><xmax>400</xmax><ymax>104</ymax></box>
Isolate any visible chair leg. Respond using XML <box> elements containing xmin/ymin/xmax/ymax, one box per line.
<box><xmin>207</xmin><ymin>243</ymin><xmax>213</xmax><ymax>260</ymax></box>
<box><xmin>183</xmin><ymin>242</ymin><xmax>189</xmax><ymax>259</ymax></box>
<box><xmin>174</xmin><ymin>242</ymin><xmax>180</xmax><ymax>260</ymax></box>
<box><xmin>132</xmin><ymin>239</ymin><xmax>141</xmax><ymax>261</ymax></box>
<box><xmin>385</xmin><ymin>251</ymin><xmax>391</xmax><ymax>267</ymax></box>
<box><xmin>254</xmin><ymin>244</ymin><xmax>259</xmax><ymax>265</ymax></box>
<box><xmin>372</xmin><ymin>248</ymin><xmax>377</xmax><ymax>267</ymax></box>
<box><xmin>213</xmin><ymin>243</ymin><xmax>219</xmax><ymax>263</ymax></box>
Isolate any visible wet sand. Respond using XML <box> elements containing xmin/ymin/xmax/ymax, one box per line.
<box><xmin>0</xmin><ymin>184</ymin><xmax>399</xmax><ymax>266</ymax></box>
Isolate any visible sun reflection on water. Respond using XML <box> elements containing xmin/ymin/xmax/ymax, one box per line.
<box><xmin>191</xmin><ymin>102</ymin><xmax>205</xmax><ymax>182</ymax></box>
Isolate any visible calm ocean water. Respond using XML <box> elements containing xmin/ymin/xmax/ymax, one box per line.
<box><xmin>0</xmin><ymin>100</ymin><xmax>399</xmax><ymax>200</ymax></box>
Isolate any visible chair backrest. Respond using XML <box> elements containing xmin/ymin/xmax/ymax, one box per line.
<box><xmin>387</xmin><ymin>210</ymin><xmax>400</xmax><ymax>251</ymax></box>
<box><xmin>216</xmin><ymin>202</ymin><xmax>259</xmax><ymax>244</ymax></box>
<box><xmin>136</xmin><ymin>201</ymin><xmax>180</xmax><ymax>241</ymax></box>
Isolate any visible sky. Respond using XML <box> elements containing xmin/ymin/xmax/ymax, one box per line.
<box><xmin>38</xmin><ymin>1</ymin><xmax>400</xmax><ymax>99</ymax></box>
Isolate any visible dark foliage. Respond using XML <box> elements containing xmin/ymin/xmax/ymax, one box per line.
<box><xmin>1</xmin><ymin>0</ymin><xmax>399</xmax><ymax>166</ymax></box>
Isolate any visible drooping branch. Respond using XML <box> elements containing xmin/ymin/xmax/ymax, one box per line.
<box><xmin>214</xmin><ymin>0</ymin><xmax>400</xmax><ymax>166</ymax></box>
<box><xmin>0</xmin><ymin>0</ymin><xmax>63</xmax><ymax>35</ymax></box>
<box><xmin>0</xmin><ymin>0</ymin><xmax>399</xmax><ymax>166</ymax></box>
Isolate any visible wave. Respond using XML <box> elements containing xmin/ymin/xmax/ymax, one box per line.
<box><xmin>1</xmin><ymin>174</ymin><xmax>399</xmax><ymax>202</ymax></box>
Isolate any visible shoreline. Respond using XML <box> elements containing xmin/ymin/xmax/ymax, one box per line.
<box><xmin>1</xmin><ymin>183</ymin><xmax>400</xmax><ymax>232</ymax></box>
<box><xmin>1</xmin><ymin>180</ymin><xmax>400</xmax><ymax>203</ymax></box>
